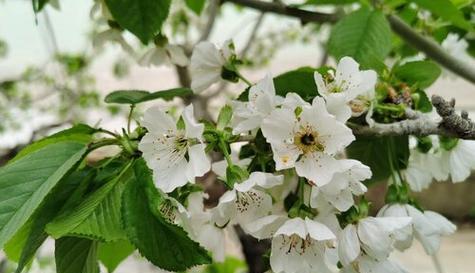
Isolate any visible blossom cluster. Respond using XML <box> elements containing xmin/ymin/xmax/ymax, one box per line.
<box><xmin>135</xmin><ymin>40</ymin><xmax>463</xmax><ymax>273</ymax></box>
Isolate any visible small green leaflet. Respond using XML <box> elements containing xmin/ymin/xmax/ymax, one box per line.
<box><xmin>32</xmin><ymin>0</ymin><xmax>50</xmax><ymax>12</ymax></box>
<box><xmin>122</xmin><ymin>159</ymin><xmax>212</xmax><ymax>271</ymax></box>
<box><xmin>217</xmin><ymin>105</ymin><xmax>233</xmax><ymax>130</ymax></box>
<box><xmin>0</xmin><ymin>141</ymin><xmax>87</xmax><ymax>249</ymax></box>
<box><xmin>55</xmin><ymin>237</ymin><xmax>99</xmax><ymax>273</ymax></box>
<box><xmin>185</xmin><ymin>0</ymin><xmax>206</xmax><ymax>15</ymax></box>
<box><xmin>104</xmin><ymin>0</ymin><xmax>172</xmax><ymax>44</ymax></box>
<box><xmin>393</xmin><ymin>61</ymin><xmax>442</xmax><ymax>88</ymax></box>
<box><xmin>409</xmin><ymin>0</ymin><xmax>473</xmax><ymax>31</ymax></box>
<box><xmin>104</xmin><ymin>88</ymin><xmax>193</xmax><ymax>104</ymax></box>
<box><xmin>328</xmin><ymin>7</ymin><xmax>392</xmax><ymax>71</ymax></box>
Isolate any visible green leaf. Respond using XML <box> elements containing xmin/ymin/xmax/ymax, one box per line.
<box><xmin>0</xmin><ymin>141</ymin><xmax>87</xmax><ymax>249</ymax></box>
<box><xmin>104</xmin><ymin>0</ymin><xmax>172</xmax><ymax>44</ymax></box>
<box><xmin>46</xmin><ymin>162</ymin><xmax>133</xmax><ymax>242</ymax></box>
<box><xmin>55</xmin><ymin>237</ymin><xmax>99</xmax><ymax>273</ymax></box>
<box><xmin>393</xmin><ymin>61</ymin><xmax>441</xmax><ymax>88</ymax></box>
<box><xmin>5</xmin><ymin>169</ymin><xmax>94</xmax><ymax>273</ymax></box>
<box><xmin>98</xmin><ymin>240</ymin><xmax>135</xmax><ymax>273</ymax></box>
<box><xmin>409</xmin><ymin>0</ymin><xmax>472</xmax><ymax>30</ymax></box>
<box><xmin>104</xmin><ymin>88</ymin><xmax>193</xmax><ymax>104</ymax></box>
<box><xmin>274</xmin><ymin>67</ymin><xmax>321</xmax><ymax>101</ymax></box>
<box><xmin>122</xmin><ymin>159</ymin><xmax>212</xmax><ymax>271</ymax></box>
<box><xmin>238</xmin><ymin>67</ymin><xmax>324</xmax><ymax>102</ymax></box>
<box><xmin>412</xmin><ymin>89</ymin><xmax>433</xmax><ymax>112</ymax></box>
<box><xmin>217</xmin><ymin>105</ymin><xmax>233</xmax><ymax>130</ymax></box>
<box><xmin>328</xmin><ymin>7</ymin><xmax>392</xmax><ymax>71</ymax></box>
<box><xmin>346</xmin><ymin>135</ymin><xmax>409</xmax><ymax>183</ymax></box>
<box><xmin>32</xmin><ymin>0</ymin><xmax>50</xmax><ymax>12</ymax></box>
<box><xmin>185</xmin><ymin>0</ymin><xmax>206</xmax><ymax>15</ymax></box>
<box><xmin>11</xmin><ymin>124</ymin><xmax>96</xmax><ymax>163</ymax></box>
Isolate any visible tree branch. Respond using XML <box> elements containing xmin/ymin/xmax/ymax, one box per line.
<box><xmin>224</xmin><ymin>0</ymin><xmax>339</xmax><ymax>24</ymax></box>
<box><xmin>351</xmin><ymin>96</ymin><xmax>475</xmax><ymax>140</ymax></box>
<box><xmin>224</xmin><ymin>0</ymin><xmax>475</xmax><ymax>84</ymax></box>
<box><xmin>199</xmin><ymin>0</ymin><xmax>220</xmax><ymax>42</ymax></box>
<box><xmin>241</xmin><ymin>12</ymin><xmax>266</xmax><ymax>58</ymax></box>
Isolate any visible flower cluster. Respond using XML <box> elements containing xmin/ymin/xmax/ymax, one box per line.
<box><xmin>136</xmin><ymin>41</ymin><xmax>458</xmax><ymax>273</ymax></box>
<box><xmin>404</xmin><ymin>135</ymin><xmax>475</xmax><ymax>192</ymax></box>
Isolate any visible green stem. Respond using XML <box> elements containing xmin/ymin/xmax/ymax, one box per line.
<box><xmin>236</xmin><ymin>71</ymin><xmax>253</xmax><ymax>86</ymax></box>
<box><xmin>298</xmin><ymin>177</ymin><xmax>307</xmax><ymax>205</ymax></box>
<box><xmin>127</xmin><ymin>104</ymin><xmax>136</xmax><ymax>134</ymax></box>
<box><xmin>219</xmin><ymin>138</ymin><xmax>233</xmax><ymax>167</ymax></box>
<box><xmin>98</xmin><ymin>128</ymin><xmax>119</xmax><ymax>138</ymax></box>
<box><xmin>88</xmin><ymin>138</ymin><xmax>120</xmax><ymax>152</ymax></box>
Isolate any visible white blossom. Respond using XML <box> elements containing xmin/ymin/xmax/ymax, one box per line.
<box><xmin>186</xmin><ymin>192</ymin><xmax>226</xmax><ymax>262</ymax></box>
<box><xmin>261</xmin><ymin>96</ymin><xmax>355</xmax><ymax>186</ymax></box>
<box><xmin>139</xmin><ymin>44</ymin><xmax>189</xmax><ymax>67</ymax></box>
<box><xmin>438</xmin><ymin>139</ymin><xmax>475</xmax><ymax>182</ymax></box>
<box><xmin>404</xmin><ymin>149</ymin><xmax>442</xmax><ymax>191</ymax></box>
<box><xmin>341</xmin><ymin>255</ymin><xmax>408</xmax><ymax>273</ymax></box>
<box><xmin>310</xmin><ymin>160</ymin><xmax>371</xmax><ymax>212</ymax></box>
<box><xmin>138</xmin><ymin>104</ymin><xmax>211</xmax><ymax>193</ymax></box>
<box><xmin>247</xmin><ymin>216</ymin><xmax>336</xmax><ymax>273</ymax></box>
<box><xmin>93</xmin><ymin>28</ymin><xmax>134</xmax><ymax>56</ymax></box>
<box><xmin>338</xmin><ymin>216</ymin><xmax>411</xmax><ymax>266</ymax></box>
<box><xmin>190</xmin><ymin>40</ymin><xmax>236</xmax><ymax>93</ymax></box>
<box><xmin>314</xmin><ymin>57</ymin><xmax>377</xmax><ymax>123</ymax></box>
<box><xmin>213</xmin><ymin>172</ymin><xmax>283</xmax><ymax>229</ymax></box>
<box><xmin>232</xmin><ymin>75</ymin><xmax>282</xmax><ymax>134</ymax></box>
<box><xmin>378</xmin><ymin>203</ymin><xmax>456</xmax><ymax>255</ymax></box>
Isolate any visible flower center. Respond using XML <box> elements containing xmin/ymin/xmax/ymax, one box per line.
<box><xmin>294</xmin><ymin>128</ymin><xmax>324</xmax><ymax>154</ymax></box>
<box><xmin>279</xmin><ymin>234</ymin><xmax>314</xmax><ymax>255</ymax></box>
<box><xmin>174</xmin><ymin>135</ymin><xmax>189</xmax><ymax>151</ymax></box>
<box><xmin>235</xmin><ymin>191</ymin><xmax>264</xmax><ymax>213</ymax></box>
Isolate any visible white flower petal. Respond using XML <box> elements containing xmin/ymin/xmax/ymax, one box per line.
<box><xmin>275</xmin><ymin>218</ymin><xmax>307</xmax><ymax>239</ymax></box>
<box><xmin>304</xmin><ymin>218</ymin><xmax>335</xmax><ymax>241</ymax></box>
<box><xmin>166</xmin><ymin>44</ymin><xmax>189</xmax><ymax>66</ymax></box>
<box><xmin>244</xmin><ymin>215</ymin><xmax>287</xmax><ymax>240</ymax></box>
<box><xmin>142</xmin><ymin>106</ymin><xmax>176</xmax><ymax>135</ymax></box>
<box><xmin>358</xmin><ymin>217</ymin><xmax>393</xmax><ymax>260</ymax></box>
<box><xmin>186</xmin><ymin>144</ymin><xmax>211</xmax><ymax>180</ymax></box>
<box><xmin>295</xmin><ymin>153</ymin><xmax>344</xmax><ymax>186</ymax></box>
<box><xmin>338</xmin><ymin>224</ymin><xmax>361</xmax><ymax>266</ymax></box>
<box><xmin>183</xmin><ymin>104</ymin><xmax>204</xmax><ymax>140</ymax></box>
<box><xmin>261</xmin><ymin>108</ymin><xmax>296</xmax><ymax>143</ymax></box>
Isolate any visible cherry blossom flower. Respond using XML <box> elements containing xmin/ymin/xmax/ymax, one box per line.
<box><xmin>261</xmin><ymin>96</ymin><xmax>355</xmax><ymax>186</ymax></box>
<box><xmin>138</xmin><ymin>104</ymin><xmax>210</xmax><ymax>192</ymax></box>
<box><xmin>186</xmin><ymin>192</ymin><xmax>227</xmax><ymax>262</ymax></box>
<box><xmin>247</xmin><ymin>216</ymin><xmax>336</xmax><ymax>273</ymax></box>
<box><xmin>437</xmin><ymin>139</ymin><xmax>475</xmax><ymax>182</ymax></box>
<box><xmin>378</xmin><ymin>203</ymin><xmax>456</xmax><ymax>255</ymax></box>
<box><xmin>190</xmin><ymin>40</ymin><xmax>236</xmax><ymax>93</ymax></box>
<box><xmin>341</xmin><ymin>255</ymin><xmax>408</xmax><ymax>273</ymax></box>
<box><xmin>314</xmin><ymin>57</ymin><xmax>377</xmax><ymax>123</ymax></box>
<box><xmin>139</xmin><ymin>44</ymin><xmax>189</xmax><ymax>67</ymax></box>
<box><xmin>232</xmin><ymin>75</ymin><xmax>282</xmax><ymax>134</ymax></box>
<box><xmin>310</xmin><ymin>160</ymin><xmax>371</xmax><ymax>212</ymax></box>
<box><xmin>338</xmin><ymin>216</ymin><xmax>412</xmax><ymax>267</ymax></box>
<box><xmin>213</xmin><ymin>172</ymin><xmax>283</xmax><ymax>229</ymax></box>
